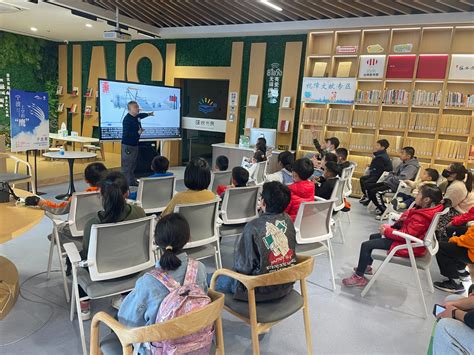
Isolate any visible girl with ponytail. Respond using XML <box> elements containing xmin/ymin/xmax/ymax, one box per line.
<box><xmin>436</xmin><ymin>163</ymin><xmax>474</xmax><ymax>241</ymax></box>
<box><xmin>117</xmin><ymin>213</ymin><xmax>207</xmax><ymax>351</ymax></box>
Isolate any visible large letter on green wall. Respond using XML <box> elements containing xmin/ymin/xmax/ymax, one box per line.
<box><xmin>126</xmin><ymin>43</ymin><xmax>163</xmax><ymax>82</ymax></box>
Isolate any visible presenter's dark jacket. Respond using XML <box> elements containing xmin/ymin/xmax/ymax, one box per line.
<box><xmin>122</xmin><ymin>113</ymin><xmax>149</xmax><ymax>146</ymax></box>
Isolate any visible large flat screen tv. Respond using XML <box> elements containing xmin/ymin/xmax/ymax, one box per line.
<box><xmin>98</xmin><ymin>79</ymin><xmax>181</xmax><ymax>141</ymax></box>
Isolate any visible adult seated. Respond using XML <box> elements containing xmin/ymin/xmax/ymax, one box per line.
<box><xmin>210</xmin><ymin>181</ymin><xmax>296</xmax><ymax>302</ymax></box>
<box><xmin>359</xmin><ymin>139</ymin><xmax>392</xmax><ymax>204</ymax></box>
<box><xmin>432</xmin><ymin>290</ymin><xmax>474</xmax><ymax>354</ymax></box>
<box><xmin>434</xmin><ymin>224</ymin><xmax>474</xmax><ymax>294</ymax></box>
<box><xmin>364</xmin><ymin>146</ymin><xmax>419</xmax><ymax>216</ymax></box>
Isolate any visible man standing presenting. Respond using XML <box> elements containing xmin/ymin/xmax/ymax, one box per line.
<box><xmin>121</xmin><ymin>101</ymin><xmax>154</xmax><ymax>186</ymax></box>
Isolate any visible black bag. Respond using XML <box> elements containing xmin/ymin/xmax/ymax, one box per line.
<box><xmin>0</xmin><ymin>181</ymin><xmax>19</xmax><ymax>203</ymax></box>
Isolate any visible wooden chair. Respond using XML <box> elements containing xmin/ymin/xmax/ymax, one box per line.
<box><xmin>210</xmin><ymin>255</ymin><xmax>315</xmax><ymax>355</ymax></box>
<box><xmin>90</xmin><ymin>290</ymin><xmax>225</xmax><ymax>355</ymax></box>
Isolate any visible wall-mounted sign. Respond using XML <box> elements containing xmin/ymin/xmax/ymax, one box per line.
<box><xmin>449</xmin><ymin>54</ymin><xmax>474</xmax><ymax>80</ymax></box>
<box><xmin>359</xmin><ymin>55</ymin><xmax>386</xmax><ymax>79</ymax></box>
<box><xmin>266</xmin><ymin>62</ymin><xmax>282</xmax><ymax>104</ymax></box>
<box><xmin>182</xmin><ymin>116</ymin><xmax>226</xmax><ymax>133</ymax></box>
<box><xmin>301</xmin><ymin>77</ymin><xmax>356</xmax><ymax>105</ymax></box>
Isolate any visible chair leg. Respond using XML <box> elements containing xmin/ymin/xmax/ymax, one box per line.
<box><xmin>408</xmin><ymin>249</ymin><xmax>428</xmax><ymax>318</ymax></box>
<box><xmin>72</xmin><ymin>269</ymin><xmax>88</xmax><ymax>355</ymax></box>
<box><xmin>337</xmin><ymin>218</ymin><xmax>345</xmax><ymax>244</ymax></box>
<box><xmin>70</xmin><ymin>281</ymin><xmax>76</xmax><ymax>322</ymax></box>
<box><xmin>53</xmin><ymin>230</ymin><xmax>70</xmax><ymax>302</ymax></box>
<box><xmin>247</xmin><ymin>290</ymin><xmax>260</xmax><ymax>355</ymax></box>
<box><xmin>46</xmin><ymin>230</ymin><xmax>55</xmax><ymax>279</ymax></box>
<box><xmin>346</xmin><ymin>210</ymin><xmax>352</xmax><ymax>224</ymax></box>
<box><xmin>300</xmin><ymin>280</ymin><xmax>313</xmax><ymax>354</ymax></box>
<box><xmin>361</xmin><ymin>254</ymin><xmax>394</xmax><ymax>297</ymax></box>
<box><xmin>425</xmin><ymin>268</ymin><xmax>435</xmax><ymax>294</ymax></box>
<box><xmin>326</xmin><ymin>240</ymin><xmax>336</xmax><ymax>291</ymax></box>
<box><xmin>215</xmin><ymin>241</ymin><xmax>223</xmax><ymax>269</ymax></box>
<box><xmin>328</xmin><ymin>238</ymin><xmax>335</xmax><ymax>257</ymax></box>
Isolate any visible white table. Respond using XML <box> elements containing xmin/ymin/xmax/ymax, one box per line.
<box><xmin>42</xmin><ymin>151</ymin><xmax>97</xmax><ymax>200</ymax></box>
<box><xmin>49</xmin><ymin>133</ymin><xmax>104</xmax><ymax>160</ymax></box>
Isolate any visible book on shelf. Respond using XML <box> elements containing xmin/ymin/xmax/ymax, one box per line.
<box><xmin>383</xmin><ymin>89</ymin><xmax>410</xmax><ymax>105</ymax></box>
<box><xmin>312</xmin><ymin>62</ymin><xmax>327</xmax><ymax>77</ymax></box>
<box><xmin>85</xmin><ymin>88</ymin><xmax>93</xmax><ymax>97</ymax></box>
<box><xmin>327</xmin><ymin>108</ymin><xmax>351</xmax><ymax>125</ymax></box>
<box><xmin>416</xmin><ymin>55</ymin><xmax>448</xmax><ymax>79</ymax></box>
<box><xmin>281</xmin><ymin>96</ymin><xmax>291</xmax><ymax>108</ymax></box>
<box><xmin>279</xmin><ymin>120</ymin><xmax>290</xmax><ymax>132</ymax></box>
<box><xmin>436</xmin><ymin>140</ymin><xmax>468</xmax><ymax>160</ymax></box>
<box><xmin>57</xmin><ymin>103</ymin><xmax>64</xmax><ymax>112</ymax></box>
<box><xmin>245</xmin><ymin>117</ymin><xmax>255</xmax><ymax>129</ymax></box>
<box><xmin>355</xmin><ymin>89</ymin><xmax>381</xmax><ymax>104</ymax></box>
<box><xmin>336</xmin><ymin>62</ymin><xmax>352</xmax><ymax>78</ymax></box>
<box><xmin>302</xmin><ymin>108</ymin><xmax>325</xmax><ymax>125</ymax></box>
<box><xmin>248</xmin><ymin>94</ymin><xmax>258</xmax><ymax>107</ymax></box>
<box><xmin>56</xmin><ymin>85</ymin><xmax>63</xmax><ymax>96</ymax></box>
<box><xmin>445</xmin><ymin>91</ymin><xmax>474</xmax><ymax>108</ymax></box>
<box><xmin>469</xmin><ymin>145</ymin><xmax>474</xmax><ymax>161</ymax></box>
<box><xmin>300</xmin><ymin>129</ymin><xmax>322</xmax><ymax>146</ymax></box>
<box><xmin>71</xmin><ymin>87</ymin><xmax>79</xmax><ymax>96</ymax></box>
<box><xmin>404</xmin><ymin>137</ymin><xmax>435</xmax><ymax>157</ymax></box>
<box><xmin>326</xmin><ymin>130</ymin><xmax>350</xmax><ymax>147</ymax></box>
<box><xmin>70</xmin><ymin>104</ymin><xmax>77</xmax><ymax>113</ymax></box>
<box><xmin>408</xmin><ymin>112</ymin><xmax>438</xmax><ymax>132</ymax></box>
<box><xmin>412</xmin><ymin>90</ymin><xmax>442</xmax><ymax>107</ymax></box>
<box><xmin>378</xmin><ymin>135</ymin><xmax>404</xmax><ymax>152</ymax></box>
<box><xmin>386</xmin><ymin>55</ymin><xmax>416</xmax><ymax>79</ymax></box>
<box><xmin>439</xmin><ymin>114</ymin><xmax>471</xmax><ymax>134</ymax></box>
<box><xmin>379</xmin><ymin>111</ymin><xmax>408</xmax><ymax>129</ymax></box>
<box><xmin>84</xmin><ymin>106</ymin><xmax>92</xmax><ymax>115</ymax></box>
<box><xmin>349</xmin><ymin>133</ymin><xmax>375</xmax><ymax>151</ymax></box>
<box><xmin>352</xmin><ymin>110</ymin><xmax>377</xmax><ymax>128</ymax></box>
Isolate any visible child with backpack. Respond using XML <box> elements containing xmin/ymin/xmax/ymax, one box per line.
<box><xmin>118</xmin><ymin>213</ymin><xmax>210</xmax><ymax>354</ymax></box>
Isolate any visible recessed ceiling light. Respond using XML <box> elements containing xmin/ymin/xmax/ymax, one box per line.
<box><xmin>260</xmin><ymin>0</ymin><xmax>282</xmax><ymax>12</ymax></box>
<box><xmin>85</xmin><ymin>23</ymin><xmax>93</xmax><ymax>28</ymax></box>
<box><xmin>30</xmin><ymin>27</ymin><xmax>38</xmax><ymax>32</ymax></box>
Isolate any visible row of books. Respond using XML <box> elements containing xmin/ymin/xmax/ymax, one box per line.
<box><xmin>436</xmin><ymin>140</ymin><xmax>468</xmax><ymax>160</ymax></box>
<box><xmin>379</xmin><ymin>111</ymin><xmax>408</xmax><ymax>130</ymax></box>
<box><xmin>327</xmin><ymin>109</ymin><xmax>352</xmax><ymax>126</ymax></box>
<box><xmin>352</xmin><ymin>110</ymin><xmax>378</xmax><ymax>128</ymax></box>
<box><xmin>412</xmin><ymin>90</ymin><xmax>442</xmax><ymax>107</ymax></box>
<box><xmin>300</xmin><ymin>129</ymin><xmax>323</xmax><ymax>146</ymax></box>
<box><xmin>439</xmin><ymin>114</ymin><xmax>472</xmax><ymax>134</ymax></box>
<box><xmin>326</xmin><ymin>130</ymin><xmax>350</xmax><ymax>147</ymax></box>
<box><xmin>301</xmin><ymin>108</ymin><xmax>326</xmax><ymax>125</ymax></box>
<box><xmin>383</xmin><ymin>89</ymin><xmax>410</xmax><ymax>105</ymax></box>
<box><xmin>445</xmin><ymin>91</ymin><xmax>474</xmax><ymax>108</ymax></box>
<box><xmin>355</xmin><ymin>90</ymin><xmax>381</xmax><ymax>104</ymax></box>
<box><xmin>349</xmin><ymin>133</ymin><xmax>375</xmax><ymax>151</ymax></box>
<box><xmin>404</xmin><ymin>137</ymin><xmax>435</xmax><ymax>157</ymax></box>
<box><xmin>408</xmin><ymin>112</ymin><xmax>438</xmax><ymax>132</ymax></box>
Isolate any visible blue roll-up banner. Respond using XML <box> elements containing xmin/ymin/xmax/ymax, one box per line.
<box><xmin>9</xmin><ymin>89</ymin><xmax>49</xmax><ymax>152</ymax></box>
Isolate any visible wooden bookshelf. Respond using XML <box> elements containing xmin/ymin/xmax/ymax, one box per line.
<box><xmin>297</xmin><ymin>24</ymin><xmax>474</xmax><ymax>196</ymax></box>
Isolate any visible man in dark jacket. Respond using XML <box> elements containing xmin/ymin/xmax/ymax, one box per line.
<box><xmin>211</xmin><ymin>181</ymin><xmax>297</xmax><ymax>302</ymax></box>
<box><xmin>121</xmin><ymin>101</ymin><xmax>154</xmax><ymax>186</ymax></box>
<box><xmin>359</xmin><ymin>139</ymin><xmax>392</xmax><ymax>204</ymax></box>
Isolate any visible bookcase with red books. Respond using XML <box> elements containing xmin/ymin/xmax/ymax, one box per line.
<box><xmin>296</xmin><ymin>24</ymin><xmax>474</xmax><ymax>197</ymax></box>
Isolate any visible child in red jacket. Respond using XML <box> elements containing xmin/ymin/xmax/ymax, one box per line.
<box><xmin>285</xmin><ymin>158</ymin><xmax>315</xmax><ymax>221</ymax></box>
<box><xmin>343</xmin><ymin>184</ymin><xmax>444</xmax><ymax>287</ymax></box>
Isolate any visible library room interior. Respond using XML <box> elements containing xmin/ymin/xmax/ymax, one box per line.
<box><xmin>1</xmin><ymin>1</ymin><xmax>474</xmax><ymax>354</ymax></box>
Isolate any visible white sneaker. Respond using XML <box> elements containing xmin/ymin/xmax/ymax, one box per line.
<box><xmin>111</xmin><ymin>295</ymin><xmax>124</xmax><ymax>310</ymax></box>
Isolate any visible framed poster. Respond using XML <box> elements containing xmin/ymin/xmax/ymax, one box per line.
<box><xmin>301</xmin><ymin>77</ymin><xmax>357</xmax><ymax>105</ymax></box>
<box><xmin>449</xmin><ymin>54</ymin><xmax>474</xmax><ymax>80</ymax></box>
<box><xmin>359</xmin><ymin>55</ymin><xmax>386</xmax><ymax>79</ymax></box>
<box><xmin>9</xmin><ymin>89</ymin><xmax>49</xmax><ymax>152</ymax></box>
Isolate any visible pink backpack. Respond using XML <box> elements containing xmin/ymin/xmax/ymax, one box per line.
<box><xmin>146</xmin><ymin>258</ymin><xmax>214</xmax><ymax>355</ymax></box>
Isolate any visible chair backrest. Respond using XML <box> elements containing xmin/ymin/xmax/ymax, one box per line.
<box><xmin>294</xmin><ymin>199</ymin><xmax>335</xmax><ymax>244</ymax></box>
<box><xmin>87</xmin><ymin>216</ymin><xmax>155</xmax><ymax>281</ymax></box>
<box><xmin>90</xmin><ymin>290</ymin><xmax>225</xmax><ymax>355</ymax></box>
<box><xmin>174</xmin><ymin>199</ymin><xmax>220</xmax><ymax>249</ymax></box>
<box><xmin>136</xmin><ymin>176</ymin><xmax>176</xmax><ymax>214</ymax></box>
<box><xmin>329</xmin><ymin>178</ymin><xmax>345</xmax><ymax>211</ymax></box>
<box><xmin>209</xmin><ymin>170</ymin><xmax>233</xmax><ymax>194</ymax></box>
<box><xmin>68</xmin><ymin>191</ymin><xmax>102</xmax><ymax>237</ymax></box>
<box><xmin>341</xmin><ymin>165</ymin><xmax>356</xmax><ymax>197</ymax></box>
<box><xmin>220</xmin><ymin>185</ymin><xmax>260</xmax><ymax>224</ymax></box>
<box><xmin>254</xmin><ymin>161</ymin><xmax>268</xmax><ymax>185</ymax></box>
<box><xmin>425</xmin><ymin>207</ymin><xmax>450</xmax><ymax>255</ymax></box>
<box><xmin>391</xmin><ymin>157</ymin><xmax>402</xmax><ymax>172</ymax></box>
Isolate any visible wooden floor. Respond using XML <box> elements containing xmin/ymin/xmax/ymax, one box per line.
<box><xmin>6</xmin><ymin>151</ymin><xmax>121</xmax><ymax>187</ymax></box>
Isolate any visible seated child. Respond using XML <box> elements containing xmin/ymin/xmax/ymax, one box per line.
<box><xmin>336</xmin><ymin>147</ymin><xmax>351</xmax><ymax>170</ymax></box>
<box><xmin>79</xmin><ymin>172</ymin><xmax>146</xmax><ymax>318</ymax></box>
<box><xmin>216</xmin><ymin>166</ymin><xmax>249</xmax><ymax>196</ymax></box>
<box><xmin>244</xmin><ymin>150</ymin><xmax>267</xmax><ymax>181</ymax></box>
<box><xmin>215</xmin><ymin>155</ymin><xmax>229</xmax><ymax>171</ymax></box>
<box><xmin>161</xmin><ymin>158</ymin><xmax>215</xmax><ymax>217</ymax></box>
<box><xmin>265</xmin><ymin>150</ymin><xmax>294</xmax><ymax>185</ymax></box>
<box><xmin>393</xmin><ymin>168</ymin><xmax>439</xmax><ymax>210</ymax></box>
<box><xmin>129</xmin><ymin>156</ymin><xmax>173</xmax><ymax>200</ymax></box>
<box><xmin>315</xmin><ymin>161</ymin><xmax>341</xmax><ymax>200</ymax></box>
<box><xmin>211</xmin><ymin>181</ymin><xmax>296</xmax><ymax>302</ymax></box>
<box><xmin>311</xmin><ymin>152</ymin><xmax>337</xmax><ymax>178</ymax></box>
<box><xmin>118</xmin><ymin>213</ymin><xmax>207</xmax><ymax>353</ymax></box>
<box><xmin>342</xmin><ymin>185</ymin><xmax>444</xmax><ymax>287</ymax></box>
<box><xmin>285</xmin><ymin>158</ymin><xmax>315</xmax><ymax>221</ymax></box>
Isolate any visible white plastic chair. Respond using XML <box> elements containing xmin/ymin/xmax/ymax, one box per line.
<box><xmin>377</xmin><ymin>180</ymin><xmax>414</xmax><ymax>221</ymax></box>
<box><xmin>64</xmin><ymin>216</ymin><xmax>156</xmax><ymax>355</ymax></box>
<box><xmin>361</xmin><ymin>208</ymin><xmax>450</xmax><ymax>318</ymax></box>
<box><xmin>219</xmin><ymin>185</ymin><xmax>260</xmax><ymax>238</ymax></box>
<box><xmin>46</xmin><ymin>191</ymin><xmax>102</xmax><ymax>302</ymax></box>
<box><xmin>174</xmin><ymin>198</ymin><xmax>222</xmax><ymax>269</ymax></box>
<box><xmin>316</xmin><ymin>177</ymin><xmax>346</xmax><ymax>243</ymax></box>
<box><xmin>254</xmin><ymin>161</ymin><xmax>268</xmax><ymax>185</ymax></box>
<box><xmin>294</xmin><ymin>199</ymin><xmax>337</xmax><ymax>290</ymax></box>
<box><xmin>209</xmin><ymin>170</ymin><xmax>233</xmax><ymax>194</ymax></box>
<box><xmin>133</xmin><ymin>175</ymin><xmax>176</xmax><ymax>214</ymax></box>
<box><xmin>0</xmin><ymin>152</ymin><xmax>36</xmax><ymax>194</ymax></box>
<box><xmin>341</xmin><ymin>164</ymin><xmax>356</xmax><ymax>223</ymax></box>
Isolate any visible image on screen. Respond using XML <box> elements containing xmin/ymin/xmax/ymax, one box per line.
<box><xmin>98</xmin><ymin>79</ymin><xmax>181</xmax><ymax>141</ymax></box>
